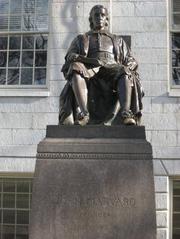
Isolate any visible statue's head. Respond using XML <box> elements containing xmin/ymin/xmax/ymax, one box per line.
<box><xmin>89</xmin><ymin>5</ymin><xmax>109</xmax><ymax>30</ymax></box>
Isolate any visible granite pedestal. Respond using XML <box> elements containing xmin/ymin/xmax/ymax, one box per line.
<box><xmin>29</xmin><ymin>125</ymin><xmax>156</xmax><ymax>239</ymax></box>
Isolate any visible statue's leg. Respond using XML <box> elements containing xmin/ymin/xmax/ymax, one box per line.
<box><xmin>71</xmin><ymin>73</ymin><xmax>89</xmax><ymax>125</ymax></box>
<box><xmin>117</xmin><ymin>74</ymin><xmax>136</xmax><ymax>125</ymax></box>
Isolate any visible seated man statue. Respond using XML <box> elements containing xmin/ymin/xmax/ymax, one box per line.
<box><xmin>59</xmin><ymin>5</ymin><xmax>143</xmax><ymax>126</ymax></box>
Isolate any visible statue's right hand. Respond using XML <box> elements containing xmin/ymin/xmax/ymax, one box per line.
<box><xmin>68</xmin><ymin>53</ymin><xmax>79</xmax><ymax>62</ymax></box>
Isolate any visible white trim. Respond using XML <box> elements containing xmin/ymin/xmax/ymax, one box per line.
<box><xmin>167</xmin><ymin>0</ymin><xmax>171</xmax><ymax>94</ymax></box>
<box><xmin>0</xmin><ymin>0</ymin><xmax>50</xmax><ymax>92</ymax></box>
<box><xmin>0</xmin><ymin>157</ymin><xmax>36</xmax><ymax>173</ymax></box>
<box><xmin>168</xmin><ymin>0</ymin><xmax>180</xmax><ymax>96</ymax></box>
<box><xmin>0</xmin><ymin>176</ymin><xmax>33</xmax><ymax>238</ymax></box>
<box><xmin>168</xmin><ymin>88</ymin><xmax>180</xmax><ymax>96</ymax></box>
<box><xmin>0</xmin><ymin>88</ymin><xmax>50</xmax><ymax>97</ymax></box>
<box><xmin>169</xmin><ymin>178</ymin><xmax>173</xmax><ymax>239</ymax></box>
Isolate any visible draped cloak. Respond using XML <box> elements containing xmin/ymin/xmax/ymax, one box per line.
<box><xmin>59</xmin><ymin>31</ymin><xmax>144</xmax><ymax>125</ymax></box>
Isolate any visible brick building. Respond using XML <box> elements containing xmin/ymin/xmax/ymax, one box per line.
<box><xmin>0</xmin><ymin>0</ymin><xmax>179</xmax><ymax>238</ymax></box>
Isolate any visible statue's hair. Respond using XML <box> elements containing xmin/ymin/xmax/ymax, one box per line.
<box><xmin>89</xmin><ymin>5</ymin><xmax>109</xmax><ymax>30</ymax></box>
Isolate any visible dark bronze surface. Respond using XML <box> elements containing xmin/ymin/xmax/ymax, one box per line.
<box><xmin>59</xmin><ymin>5</ymin><xmax>144</xmax><ymax>126</ymax></box>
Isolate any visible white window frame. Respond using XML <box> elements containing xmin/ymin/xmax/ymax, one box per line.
<box><xmin>0</xmin><ymin>173</ymin><xmax>33</xmax><ymax>239</ymax></box>
<box><xmin>168</xmin><ymin>0</ymin><xmax>180</xmax><ymax>97</ymax></box>
<box><xmin>169</xmin><ymin>177</ymin><xmax>180</xmax><ymax>239</ymax></box>
<box><xmin>0</xmin><ymin>0</ymin><xmax>50</xmax><ymax>97</ymax></box>
<box><xmin>169</xmin><ymin>178</ymin><xmax>173</xmax><ymax>239</ymax></box>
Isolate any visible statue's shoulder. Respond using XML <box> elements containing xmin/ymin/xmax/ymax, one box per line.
<box><xmin>74</xmin><ymin>32</ymin><xmax>89</xmax><ymax>42</ymax></box>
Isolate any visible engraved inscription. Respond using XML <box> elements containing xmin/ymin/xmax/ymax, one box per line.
<box><xmin>55</xmin><ymin>194</ymin><xmax>136</xmax><ymax>209</ymax></box>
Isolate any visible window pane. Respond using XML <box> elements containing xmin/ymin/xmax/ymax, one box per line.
<box><xmin>9</xmin><ymin>36</ymin><xmax>21</xmax><ymax>50</ymax></box>
<box><xmin>9</xmin><ymin>15</ymin><xmax>22</xmax><ymax>31</ymax></box>
<box><xmin>0</xmin><ymin>0</ymin><xmax>9</xmax><ymax>14</ymax></box>
<box><xmin>3</xmin><ymin>182</ymin><xmax>15</xmax><ymax>192</ymax></box>
<box><xmin>16</xmin><ymin>226</ymin><xmax>28</xmax><ymax>239</ymax></box>
<box><xmin>23</xmin><ymin>35</ymin><xmax>34</xmax><ymax>49</ymax></box>
<box><xmin>17</xmin><ymin>182</ymin><xmax>29</xmax><ymax>193</ymax></box>
<box><xmin>22</xmin><ymin>51</ymin><xmax>34</xmax><ymax>67</ymax></box>
<box><xmin>3</xmin><ymin>210</ymin><xmax>15</xmax><ymax>224</ymax></box>
<box><xmin>16</xmin><ymin>194</ymin><xmax>29</xmax><ymax>209</ymax></box>
<box><xmin>2</xmin><ymin>225</ymin><xmax>15</xmax><ymax>239</ymax></box>
<box><xmin>8</xmin><ymin>51</ymin><xmax>20</xmax><ymax>67</ymax></box>
<box><xmin>173</xmin><ymin>0</ymin><xmax>180</xmax><ymax>12</ymax></box>
<box><xmin>21</xmin><ymin>68</ymin><xmax>33</xmax><ymax>85</ymax></box>
<box><xmin>0</xmin><ymin>36</ymin><xmax>8</xmax><ymax>50</ymax></box>
<box><xmin>0</xmin><ymin>69</ymin><xmax>6</xmax><ymax>85</ymax></box>
<box><xmin>36</xmin><ymin>15</ymin><xmax>48</xmax><ymax>31</ymax></box>
<box><xmin>22</xmin><ymin>14</ymin><xmax>35</xmax><ymax>31</ymax></box>
<box><xmin>23</xmin><ymin>0</ymin><xmax>35</xmax><ymax>14</ymax></box>
<box><xmin>34</xmin><ymin>68</ymin><xmax>46</xmax><ymax>85</ymax></box>
<box><xmin>3</xmin><ymin>194</ymin><xmax>15</xmax><ymax>208</ymax></box>
<box><xmin>0</xmin><ymin>178</ymin><xmax>32</xmax><ymax>239</ymax></box>
<box><xmin>172</xmin><ymin>33</ymin><xmax>180</xmax><ymax>49</ymax></box>
<box><xmin>10</xmin><ymin>0</ymin><xmax>22</xmax><ymax>14</ymax></box>
<box><xmin>174</xmin><ymin>181</ymin><xmax>180</xmax><ymax>194</ymax></box>
<box><xmin>36</xmin><ymin>0</ymin><xmax>48</xmax><ymax>14</ymax></box>
<box><xmin>35</xmin><ymin>51</ymin><xmax>47</xmax><ymax>67</ymax></box>
<box><xmin>0</xmin><ymin>15</ymin><xmax>8</xmax><ymax>31</ymax></box>
<box><xmin>7</xmin><ymin>69</ymin><xmax>19</xmax><ymax>85</ymax></box>
<box><xmin>172</xmin><ymin>50</ymin><xmax>180</xmax><ymax>67</ymax></box>
<box><xmin>0</xmin><ymin>210</ymin><xmax>2</xmax><ymax>223</ymax></box>
<box><xmin>0</xmin><ymin>51</ymin><xmax>7</xmax><ymax>67</ymax></box>
<box><xmin>174</xmin><ymin>213</ymin><xmax>180</xmax><ymax>228</ymax></box>
<box><xmin>36</xmin><ymin>35</ymin><xmax>48</xmax><ymax>50</ymax></box>
<box><xmin>173</xmin><ymin>181</ymin><xmax>180</xmax><ymax>239</ymax></box>
<box><xmin>29</xmin><ymin>182</ymin><xmax>32</xmax><ymax>193</ymax></box>
<box><xmin>17</xmin><ymin>210</ymin><xmax>29</xmax><ymax>225</ymax></box>
<box><xmin>173</xmin><ymin>228</ymin><xmax>180</xmax><ymax>239</ymax></box>
<box><xmin>173</xmin><ymin>14</ymin><xmax>180</xmax><ymax>25</ymax></box>
<box><xmin>172</xmin><ymin>68</ymin><xmax>180</xmax><ymax>85</ymax></box>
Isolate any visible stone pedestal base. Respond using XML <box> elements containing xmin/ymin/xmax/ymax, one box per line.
<box><xmin>29</xmin><ymin>125</ymin><xmax>156</xmax><ymax>239</ymax></box>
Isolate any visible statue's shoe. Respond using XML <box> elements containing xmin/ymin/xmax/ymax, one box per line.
<box><xmin>77</xmin><ymin>112</ymin><xmax>89</xmax><ymax>126</ymax></box>
<box><xmin>123</xmin><ymin>117</ymin><xmax>136</xmax><ymax>125</ymax></box>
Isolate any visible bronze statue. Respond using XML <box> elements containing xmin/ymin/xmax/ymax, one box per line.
<box><xmin>59</xmin><ymin>5</ymin><xmax>143</xmax><ymax>126</ymax></box>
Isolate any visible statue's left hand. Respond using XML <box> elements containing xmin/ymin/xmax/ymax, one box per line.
<box><xmin>68</xmin><ymin>53</ymin><xmax>79</xmax><ymax>62</ymax></box>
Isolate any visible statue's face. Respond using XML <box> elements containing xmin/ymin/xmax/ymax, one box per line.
<box><xmin>91</xmin><ymin>7</ymin><xmax>107</xmax><ymax>30</ymax></box>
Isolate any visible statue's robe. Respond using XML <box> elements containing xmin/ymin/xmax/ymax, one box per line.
<box><xmin>59</xmin><ymin>31</ymin><xmax>144</xmax><ymax>125</ymax></box>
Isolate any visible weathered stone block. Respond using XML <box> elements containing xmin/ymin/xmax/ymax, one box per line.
<box><xmin>133</xmin><ymin>49</ymin><xmax>167</xmax><ymax>64</ymax></box>
<box><xmin>152</xmin><ymin>131</ymin><xmax>177</xmax><ymax>147</ymax></box>
<box><xmin>0</xmin><ymin>129</ymin><xmax>12</xmax><ymax>146</ymax></box>
<box><xmin>153</xmin><ymin>160</ymin><xmax>167</xmax><ymax>176</ymax></box>
<box><xmin>112</xmin><ymin>2</ymin><xmax>134</xmax><ymax>16</ymax></box>
<box><xmin>154</xmin><ymin>176</ymin><xmax>168</xmax><ymax>192</ymax></box>
<box><xmin>157</xmin><ymin>228</ymin><xmax>168</xmax><ymax>239</ymax></box>
<box><xmin>0</xmin><ymin>113</ymin><xmax>33</xmax><ymax>129</ymax></box>
<box><xmin>133</xmin><ymin>32</ymin><xmax>167</xmax><ymax>48</ymax></box>
<box><xmin>156</xmin><ymin>211</ymin><xmax>168</xmax><ymax>227</ymax></box>
<box><xmin>134</xmin><ymin>2</ymin><xmax>166</xmax><ymax>17</ymax></box>
<box><xmin>30</xmin><ymin>126</ymin><xmax>156</xmax><ymax>239</ymax></box>
<box><xmin>32</xmin><ymin>113</ymin><xmax>59</xmax><ymax>129</ymax></box>
<box><xmin>52</xmin><ymin>3</ymin><xmax>84</xmax><ymax>18</ymax></box>
<box><xmin>155</xmin><ymin>193</ymin><xmax>168</xmax><ymax>210</ymax></box>
<box><xmin>112</xmin><ymin>17</ymin><xmax>166</xmax><ymax>32</ymax></box>
<box><xmin>0</xmin><ymin>157</ymin><xmax>35</xmax><ymax>173</ymax></box>
<box><xmin>12</xmin><ymin>129</ymin><xmax>45</xmax><ymax>145</ymax></box>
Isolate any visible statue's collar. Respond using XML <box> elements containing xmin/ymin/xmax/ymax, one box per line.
<box><xmin>87</xmin><ymin>30</ymin><xmax>112</xmax><ymax>36</ymax></box>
